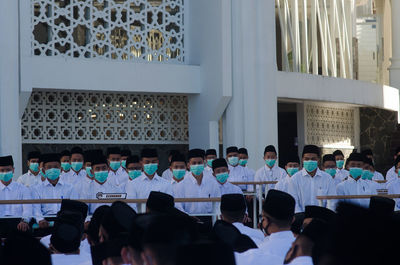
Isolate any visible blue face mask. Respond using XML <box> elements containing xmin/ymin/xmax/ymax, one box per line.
<box><xmin>71</xmin><ymin>162</ymin><xmax>83</xmax><ymax>172</ymax></box>
<box><xmin>109</xmin><ymin>161</ymin><xmax>121</xmax><ymax>171</ymax></box>
<box><xmin>29</xmin><ymin>162</ymin><xmax>39</xmax><ymax>172</ymax></box>
<box><xmin>362</xmin><ymin>170</ymin><xmax>374</xmax><ymax>180</ymax></box>
<box><xmin>94</xmin><ymin>171</ymin><xmax>108</xmax><ymax>183</ymax></box>
<box><xmin>207</xmin><ymin>159</ymin><xmax>214</xmax><ymax>167</ymax></box>
<box><xmin>325</xmin><ymin>168</ymin><xmax>337</xmax><ymax>177</ymax></box>
<box><xmin>45</xmin><ymin>168</ymin><xmax>61</xmax><ymax>181</ymax></box>
<box><xmin>0</xmin><ymin>171</ymin><xmax>13</xmax><ymax>182</ymax></box>
<box><xmin>349</xmin><ymin>168</ymin><xmax>363</xmax><ymax>179</ymax></box>
<box><xmin>121</xmin><ymin>160</ymin><xmax>127</xmax><ymax>168</ymax></box>
<box><xmin>143</xmin><ymin>163</ymin><xmax>158</xmax><ymax>176</ymax></box>
<box><xmin>239</xmin><ymin>159</ymin><xmax>248</xmax><ymax>166</ymax></box>
<box><xmin>336</xmin><ymin>160</ymin><xmax>344</xmax><ymax>169</ymax></box>
<box><xmin>286</xmin><ymin>167</ymin><xmax>299</xmax><ymax>176</ymax></box>
<box><xmin>61</xmin><ymin>162</ymin><xmax>71</xmax><ymax>171</ymax></box>
<box><xmin>228</xmin><ymin>157</ymin><xmax>239</xmax><ymax>166</ymax></box>
<box><xmin>128</xmin><ymin>170</ymin><xmax>142</xmax><ymax>180</ymax></box>
<box><xmin>265</xmin><ymin>159</ymin><xmax>276</xmax><ymax>168</ymax></box>
<box><xmin>190</xmin><ymin>164</ymin><xmax>204</xmax><ymax>176</ymax></box>
<box><xmin>172</xmin><ymin>169</ymin><xmax>186</xmax><ymax>181</ymax></box>
<box><xmin>216</xmin><ymin>172</ymin><xmax>229</xmax><ymax>184</ymax></box>
<box><xmin>86</xmin><ymin>167</ymin><xmax>94</xmax><ymax>178</ymax></box>
<box><xmin>303</xmin><ymin>160</ymin><xmax>318</xmax><ymax>172</ymax></box>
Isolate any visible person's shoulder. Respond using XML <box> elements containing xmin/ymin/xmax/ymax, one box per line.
<box><xmin>255</xmin><ymin>166</ymin><xmax>265</xmax><ymax>174</ymax></box>
<box><xmin>290</xmin><ymin>170</ymin><xmax>303</xmax><ymax>180</ymax></box>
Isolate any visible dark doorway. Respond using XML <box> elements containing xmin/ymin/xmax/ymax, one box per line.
<box><xmin>278</xmin><ymin>103</ymin><xmax>298</xmax><ymax>168</ymax></box>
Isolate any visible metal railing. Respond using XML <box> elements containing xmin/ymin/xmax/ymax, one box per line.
<box><xmin>316</xmin><ymin>194</ymin><xmax>400</xmax><ymax>207</ymax></box>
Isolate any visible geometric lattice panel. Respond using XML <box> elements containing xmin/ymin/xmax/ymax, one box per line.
<box><xmin>306</xmin><ymin>104</ymin><xmax>355</xmax><ymax>147</ymax></box>
<box><xmin>32</xmin><ymin>0</ymin><xmax>184</xmax><ymax>63</ymax></box>
<box><xmin>21</xmin><ymin>90</ymin><xmax>188</xmax><ymax>144</ymax></box>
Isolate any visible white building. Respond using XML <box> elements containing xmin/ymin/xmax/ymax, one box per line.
<box><xmin>1</xmin><ymin>0</ymin><xmax>400</xmax><ymax>177</ymax></box>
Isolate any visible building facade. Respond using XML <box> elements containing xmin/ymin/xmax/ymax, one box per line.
<box><xmin>0</xmin><ymin>0</ymin><xmax>399</xmax><ymax>176</ymax></box>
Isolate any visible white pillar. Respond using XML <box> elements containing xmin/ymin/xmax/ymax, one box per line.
<box><xmin>0</xmin><ymin>0</ymin><xmax>22</xmax><ymax>177</ymax></box>
<box><xmin>390</xmin><ymin>0</ymin><xmax>400</xmax><ymax>120</ymax></box>
<box><xmin>225</xmin><ymin>0</ymin><xmax>278</xmax><ymax>169</ymax></box>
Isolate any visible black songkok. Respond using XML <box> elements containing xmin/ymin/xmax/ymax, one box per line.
<box><xmin>146</xmin><ymin>191</ymin><xmax>175</xmax><ymax>212</ymax></box>
<box><xmin>302</xmin><ymin>145</ymin><xmax>320</xmax><ymax>157</ymax></box>
<box><xmin>304</xmin><ymin>206</ymin><xmax>336</xmax><ymax>223</ymax></box>
<box><xmin>126</xmin><ymin>155</ymin><xmax>140</xmax><ymax>165</ymax></box>
<box><xmin>28</xmin><ymin>151</ymin><xmax>41</xmax><ymax>160</ymax></box>
<box><xmin>107</xmin><ymin>147</ymin><xmax>121</xmax><ymax>156</ymax></box>
<box><xmin>71</xmin><ymin>146</ymin><xmax>84</xmax><ymax>155</ymax></box>
<box><xmin>0</xmin><ymin>155</ymin><xmax>14</xmax><ymax>167</ymax></box>
<box><xmin>41</xmin><ymin>153</ymin><xmax>61</xmax><ymax>165</ymax></box>
<box><xmin>206</xmin><ymin>149</ymin><xmax>217</xmax><ymax>156</ymax></box>
<box><xmin>212</xmin><ymin>158</ymin><xmax>228</xmax><ymax>171</ymax></box>
<box><xmin>264</xmin><ymin>145</ymin><xmax>277</xmax><ymax>155</ymax></box>
<box><xmin>263</xmin><ymin>189</ymin><xmax>295</xmax><ymax>220</ymax></box>
<box><xmin>220</xmin><ymin>194</ymin><xmax>246</xmax><ymax>212</ymax></box>
<box><xmin>140</xmin><ymin>148</ymin><xmax>158</xmax><ymax>159</ymax></box>
<box><xmin>226</xmin><ymin>146</ymin><xmax>238</xmax><ymax>155</ymax></box>
<box><xmin>188</xmin><ymin>149</ymin><xmax>204</xmax><ymax>160</ymax></box>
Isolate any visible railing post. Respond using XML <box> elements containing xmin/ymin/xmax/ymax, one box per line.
<box><xmin>253</xmin><ymin>184</ymin><xmax>257</xmax><ymax>229</ymax></box>
<box><xmin>212</xmin><ymin>201</ymin><xmax>217</xmax><ymax>224</ymax></box>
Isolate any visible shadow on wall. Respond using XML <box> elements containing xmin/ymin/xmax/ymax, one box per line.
<box><xmin>360</xmin><ymin>107</ymin><xmax>398</xmax><ymax>173</ymax></box>
<box><xmin>22</xmin><ymin>144</ymin><xmax>189</xmax><ymax>175</ymax></box>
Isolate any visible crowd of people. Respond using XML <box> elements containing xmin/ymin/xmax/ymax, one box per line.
<box><xmin>1</xmin><ymin>144</ymin><xmax>400</xmax><ymax>265</ymax></box>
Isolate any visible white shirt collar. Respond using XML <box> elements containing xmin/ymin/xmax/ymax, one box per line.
<box><xmin>140</xmin><ymin>173</ymin><xmax>160</xmax><ymax>181</ymax></box>
<box><xmin>44</xmin><ymin>178</ymin><xmax>64</xmax><ymax>187</ymax></box>
<box><xmin>0</xmin><ymin>181</ymin><xmax>14</xmax><ymax>191</ymax></box>
<box><xmin>268</xmin><ymin>230</ymin><xmax>294</xmax><ymax>240</ymax></box>
<box><xmin>301</xmin><ymin>168</ymin><xmax>324</xmax><ymax>178</ymax></box>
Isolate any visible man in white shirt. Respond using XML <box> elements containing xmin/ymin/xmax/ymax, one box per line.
<box><xmin>362</xmin><ymin>157</ymin><xmax>383</xmax><ymax>192</ymax></box>
<box><xmin>32</xmin><ymin>153</ymin><xmax>78</xmax><ymax>228</ymax></box>
<box><xmin>238</xmin><ymin>148</ymin><xmax>256</xmax><ymax>179</ymax></box>
<box><xmin>125</xmin><ymin>148</ymin><xmax>172</xmax><ymax>211</ymax></box>
<box><xmin>75</xmin><ymin>150</ymin><xmax>102</xmax><ymax>199</ymax></box>
<box><xmin>60</xmin><ymin>150</ymin><xmax>71</xmax><ymax>175</ymax></box>
<box><xmin>204</xmin><ymin>149</ymin><xmax>217</xmax><ymax>173</ymax></box>
<box><xmin>17</xmin><ymin>151</ymin><xmax>41</xmax><ymax>187</ymax></box>
<box><xmin>61</xmin><ymin>147</ymin><xmax>86</xmax><ymax>185</ymax></box>
<box><xmin>84</xmin><ymin>153</ymin><xmax>122</xmax><ymax>214</ymax></box>
<box><xmin>333</xmin><ymin>150</ymin><xmax>348</xmax><ymax>181</ymax></box>
<box><xmin>322</xmin><ymin>154</ymin><xmax>342</xmax><ymax>186</ymax></box>
<box><xmin>220</xmin><ymin>193</ymin><xmax>263</xmax><ymax>245</ymax></box>
<box><xmin>161</xmin><ymin>150</ymin><xmax>179</xmax><ymax>181</ymax></box>
<box><xmin>275</xmin><ymin>154</ymin><xmax>300</xmax><ymax>193</ymax></box>
<box><xmin>236</xmin><ymin>189</ymin><xmax>296</xmax><ymax>265</ymax></box>
<box><xmin>125</xmin><ymin>155</ymin><xmax>142</xmax><ymax>185</ymax></box>
<box><xmin>169</xmin><ymin>153</ymin><xmax>187</xmax><ymax>194</ymax></box>
<box><xmin>386</xmin><ymin>156</ymin><xmax>400</xmax><ymax>210</ymax></box>
<box><xmin>212</xmin><ymin>158</ymin><xmax>243</xmax><ymax>195</ymax></box>
<box><xmin>254</xmin><ymin>145</ymin><xmax>287</xmax><ymax>193</ymax></box>
<box><xmin>288</xmin><ymin>145</ymin><xmax>337</xmax><ymax>212</ymax></box>
<box><xmin>226</xmin><ymin>146</ymin><xmax>253</xmax><ymax>191</ymax></box>
<box><xmin>360</xmin><ymin>149</ymin><xmax>384</xmax><ymax>181</ymax></box>
<box><xmin>107</xmin><ymin>147</ymin><xmax>128</xmax><ymax>187</ymax></box>
<box><xmin>337</xmin><ymin>153</ymin><xmax>377</xmax><ymax>208</ymax></box>
<box><xmin>174</xmin><ymin>149</ymin><xmax>221</xmax><ymax>214</ymax></box>
<box><xmin>120</xmin><ymin>149</ymin><xmax>131</xmax><ymax>173</ymax></box>
<box><xmin>0</xmin><ymin>155</ymin><xmax>32</xmax><ymax>232</ymax></box>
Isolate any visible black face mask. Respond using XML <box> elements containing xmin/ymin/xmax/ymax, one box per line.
<box><xmin>261</xmin><ymin>216</ymin><xmax>271</xmax><ymax>236</ymax></box>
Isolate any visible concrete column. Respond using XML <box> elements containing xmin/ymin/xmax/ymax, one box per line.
<box><xmin>390</xmin><ymin>0</ymin><xmax>400</xmax><ymax>120</ymax></box>
<box><xmin>0</xmin><ymin>0</ymin><xmax>22</xmax><ymax>177</ymax></box>
<box><xmin>225</xmin><ymin>0</ymin><xmax>278</xmax><ymax>169</ymax></box>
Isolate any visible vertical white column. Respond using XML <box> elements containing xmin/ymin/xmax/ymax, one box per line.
<box><xmin>0</xmin><ymin>0</ymin><xmax>22</xmax><ymax>177</ymax></box>
<box><xmin>225</xmin><ymin>0</ymin><xmax>278</xmax><ymax>170</ymax></box>
<box><xmin>389</xmin><ymin>0</ymin><xmax>400</xmax><ymax>120</ymax></box>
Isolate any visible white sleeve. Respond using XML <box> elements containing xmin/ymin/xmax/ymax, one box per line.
<box><xmin>288</xmin><ymin>177</ymin><xmax>302</xmax><ymax>213</ymax></box>
<box><xmin>326</xmin><ymin>179</ymin><xmax>337</xmax><ymax>211</ymax></box>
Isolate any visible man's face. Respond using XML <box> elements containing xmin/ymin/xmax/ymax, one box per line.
<box><xmin>127</xmin><ymin>163</ymin><xmax>142</xmax><ymax>171</ymax></box>
<box><xmin>205</xmin><ymin>154</ymin><xmax>217</xmax><ymax>161</ymax></box>
<box><xmin>108</xmin><ymin>154</ymin><xmax>121</xmax><ymax>163</ymax></box>
<box><xmin>348</xmin><ymin>160</ymin><xmax>363</xmax><ymax>168</ymax></box>
<box><xmin>85</xmin><ymin>162</ymin><xmax>91</xmax><ymax>168</ymax></box>
<box><xmin>70</xmin><ymin>153</ymin><xmax>83</xmax><ymax>163</ymax></box>
<box><xmin>335</xmin><ymin>155</ymin><xmax>344</xmax><ymax>161</ymax></box>
<box><xmin>92</xmin><ymin>163</ymin><xmax>108</xmax><ymax>173</ymax></box>
<box><xmin>43</xmin><ymin>161</ymin><xmax>61</xmax><ymax>171</ymax></box>
<box><xmin>121</xmin><ymin>156</ymin><xmax>128</xmax><ymax>161</ymax></box>
<box><xmin>141</xmin><ymin>157</ymin><xmax>158</xmax><ymax>165</ymax></box>
<box><xmin>171</xmin><ymin>161</ymin><xmax>186</xmax><ymax>170</ymax></box>
<box><xmin>226</xmin><ymin>152</ymin><xmax>239</xmax><ymax>159</ymax></box>
<box><xmin>323</xmin><ymin>160</ymin><xmax>336</xmax><ymax>169</ymax></box>
<box><xmin>0</xmin><ymin>165</ymin><xmax>14</xmax><ymax>174</ymax></box>
<box><xmin>213</xmin><ymin>167</ymin><xmax>229</xmax><ymax>175</ymax></box>
<box><xmin>264</xmin><ymin>152</ymin><xmax>277</xmax><ymax>160</ymax></box>
<box><xmin>28</xmin><ymin>158</ymin><xmax>39</xmax><ymax>165</ymax></box>
<box><xmin>395</xmin><ymin>162</ymin><xmax>400</xmax><ymax>174</ymax></box>
<box><xmin>363</xmin><ymin>164</ymin><xmax>373</xmax><ymax>171</ymax></box>
<box><xmin>239</xmin><ymin>153</ymin><xmax>249</xmax><ymax>160</ymax></box>
<box><xmin>60</xmin><ymin>156</ymin><xmax>70</xmax><ymax>163</ymax></box>
<box><xmin>285</xmin><ymin>162</ymin><xmax>300</xmax><ymax>169</ymax></box>
<box><xmin>302</xmin><ymin>153</ymin><xmax>319</xmax><ymax>162</ymax></box>
<box><xmin>188</xmin><ymin>157</ymin><xmax>204</xmax><ymax>168</ymax></box>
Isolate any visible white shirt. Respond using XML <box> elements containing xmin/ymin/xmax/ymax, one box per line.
<box><xmin>233</xmin><ymin>222</ymin><xmax>264</xmax><ymax>245</ymax></box>
<box><xmin>372</xmin><ymin>171</ymin><xmax>384</xmax><ymax>181</ymax></box>
<box><xmin>288</xmin><ymin>256</ymin><xmax>314</xmax><ymax>265</ymax></box>
<box><xmin>387</xmin><ymin>178</ymin><xmax>400</xmax><ymax>210</ymax></box>
<box><xmin>108</xmin><ymin>167</ymin><xmax>129</xmax><ymax>187</ymax></box>
<box><xmin>275</xmin><ymin>175</ymin><xmax>290</xmax><ymax>193</ymax></box>
<box><xmin>174</xmin><ymin>172</ymin><xmax>221</xmax><ymax>214</ymax></box>
<box><xmin>16</xmin><ymin>171</ymin><xmax>42</xmax><ymax>187</ymax></box>
<box><xmin>161</xmin><ymin>168</ymin><xmax>173</xmax><ymax>181</ymax></box>
<box><xmin>386</xmin><ymin>166</ymin><xmax>397</xmax><ymax>182</ymax></box>
<box><xmin>236</xmin><ymin>231</ymin><xmax>295</xmax><ymax>265</ymax></box>
<box><xmin>0</xmin><ymin>181</ymin><xmax>32</xmax><ymax>221</ymax></box>
<box><xmin>60</xmin><ymin>169</ymin><xmax>87</xmax><ymax>186</ymax></box>
<box><xmin>85</xmin><ymin>179</ymin><xmax>122</xmax><ymax>214</ymax></box>
<box><xmin>254</xmin><ymin>164</ymin><xmax>287</xmax><ymax>192</ymax></box>
<box><xmin>74</xmin><ymin>176</ymin><xmax>94</xmax><ymax>199</ymax></box>
<box><xmin>204</xmin><ymin>165</ymin><xmax>213</xmax><ymax>173</ymax></box>
<box><xmin>32</xmin><ymin>179</ymin><xmax>78</xmax><ymax>220</ymax></box>
<box><xmin>228</xmin><ymin>165</ymin><xmax>254</xmax><ymax>191</ymax></box>
<box><xmin>288</xmin><ymin>168</ymin><xmax>337</xmax><ymax>212</ymax></box>
<box><xmin>51</xmin><ymin>253</ymin><xmax>92</xmax><ymax>265</ymax></box>
<box><xmin>336</xmin><ymin>177</ymin><xmax>377</xmax><ymax>208</ymax></box>
<box><xmin>171</xmin><ymin>178</ymin><xmax>183</xmax><ymax>195</ymax></box>
<box><xmin>332</xmin><ymin>173</ymin><xmax>343</xmax><ymax>186</ymax></box>
<box><xmin>218</xmin><ymin>181</ymin><xmax>243</xmax><ymax>195</ymax></box>
<box><xmin>336</xmin><ymin>168</ymin><xmax>349</xmax><ymax>181</ymax></box>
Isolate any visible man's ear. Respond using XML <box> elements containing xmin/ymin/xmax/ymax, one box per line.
<box><xmin>121</xmin><ymin>247</ymin><xmax>130</xmax><ymax>264</ymax></box>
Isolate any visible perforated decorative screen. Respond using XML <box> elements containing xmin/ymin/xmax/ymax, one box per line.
<box><xmin>306</xmin><ymin>104</ymin><xmax>355</xmax><ymax>147</ymax></box>
<box><xmin>32</xmin><ymin>0</ymin><xmax>184</xmax><ymax>63</ymax></box>
<box><xmin>21</xmin><ymin>90</ymin><xmax>188</xmax><ymax>144</ymax></box>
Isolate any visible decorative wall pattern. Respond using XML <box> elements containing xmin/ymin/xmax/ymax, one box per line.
<box><xmin>306</xmin><ymin>104</ymin><xmax>356</xmax><ymax>147</ymax></box>
<box><xmin>21</xmin><ymin>90</ymin><xmax>188</xmax><ymax>144</ymax></box>
<box><xmin>32</xmin><ymin>0</ymin><xmax>184</xmax><ymax>63</ymax></box>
